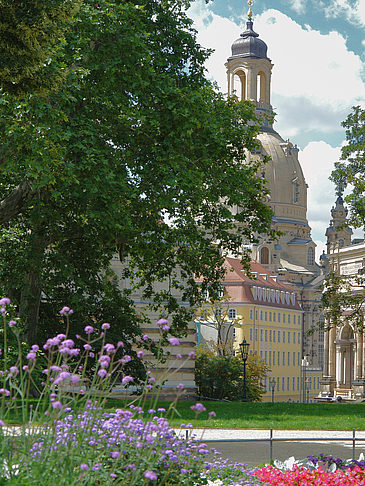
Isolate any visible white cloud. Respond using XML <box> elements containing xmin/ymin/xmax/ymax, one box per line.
<box><xmin>321</xmin><ymin>0</ymin><xmax>365</xmax><ymax>27</ymax></box>
<box><xmin>288</xmin><ymin>0</ymin><xmax>306</xmax><ymax>14</ymax></box>
<box><xmin>299</xmin><ymin>141</ymin><xmax>340</xmax><ymax>242</ymax></box>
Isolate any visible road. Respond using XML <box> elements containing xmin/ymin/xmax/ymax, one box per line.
<box><xmin>176</xmin><ymin>429</ymin><xmax>365</xmax><ymax>466</ymax></box>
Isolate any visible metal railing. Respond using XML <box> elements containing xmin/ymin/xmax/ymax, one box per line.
<box><xmin>185</xmin><ymin>429</ymin><xmax>365</xmax><ymax>463</ymax></box>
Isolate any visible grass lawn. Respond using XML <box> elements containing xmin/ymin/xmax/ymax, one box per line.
<box><xmin>104</xmin><ymin>399</ymin><xmax>365</xmax><ymax>430</ymax></box>
<box><xmin>5</xmin><ymin>399</ymin><xmax>365</xmax><ymax>430</ymax></box>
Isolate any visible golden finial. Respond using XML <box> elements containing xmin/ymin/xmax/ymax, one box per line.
<box><xmin>248</xmin><ymin>0</ymin><xmax>253</xmax><ymax>19</ymax></box>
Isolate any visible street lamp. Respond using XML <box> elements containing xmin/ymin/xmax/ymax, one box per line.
<box><xmin>269</xmin><ymin>377</ymin><xmax>276</xmax><ymax>403</ymax></box>
<box><xmin>305</xmin><ymin>377</ymin><xmax>310</xmax><ymax>404</ymax></box>
<box><xmin>239</xmin><ymin>338</ymin><xmax>250</xmax><ymax>402</ymax></box>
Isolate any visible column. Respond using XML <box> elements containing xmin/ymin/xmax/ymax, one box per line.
<box><xmin>323</xmin><ymin>327</ymin><xmax>329</xmax><ymax>376</ymax></box>
<box><xmin>247</xmin><ymin>69</ymin><xmax>257</xmax><ymax>101</ymax></box>
<box><xmin>357</xmin><ymin>333</ymin><xmax>363</xmax><ymax>379</ymax></box>
<box><xmin>328</xmin><ymin>327</ymin><xmax>336</xmax><ymax>378</ymax></box>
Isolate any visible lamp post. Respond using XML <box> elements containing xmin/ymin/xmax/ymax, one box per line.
<box><xmin>269</xmin><ymin>377</ymin><xmax>276</xmax><ymax>403</ymax></box>
<box><xmin>239</xmin><ymin>338</ymin><xmax>250</xmax><ymax>402</ymax></box>
<box><xmin>305</xmin><ymin>377</ymin><xmax>310</xmax><ymax>403</ymax></box>
<box><xmin>301</xmin><ymin>356</ymin><xmax>309</xmax><ymax>403</ymax></box>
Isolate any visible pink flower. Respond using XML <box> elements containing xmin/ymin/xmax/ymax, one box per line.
<box><xmin>188</xmin><ymin>351</ymin><xmax>195</xmax><ymax>359</ymax></box>
<box><xmin>176</xmin><ymin>383</ymin><xmax>184</xmax><ymax>390</ymax></box>
<box><xmin>84</xmin><ymin>325</ymin><xmax>94</xmax><ymax>334</ymax></box>
<box><xmin>176</xmin><ymin>354</ymin><xmax>182</xmax><ymax>359</ymax></box>
<box><xmin>209</xmin><ymin>411</ymin><xmax>216</xmax><ymax>418</ymax></box>
<box><xmin>137</xmin><ymin>350</ymin><xmax>144</xmax><ymax>358</ymax></box>
<box><xmin>0</xmin><ymin>420</ymin><xmax>5</xmax><ymax>426</ymax></box>
<box><xmin>8</xmin><ymin>320</ymin><xmax>16</xmax><ymax>328</ymax></box>
<box><xmin>117</xmin><ymin>341</ymin><xmax>124</xmax><ymax>347</ymax></box>
<box><xmin>104</xmin><ymin>343</ymin><xmax>116</xmax><ymax>354</ymax></box>
<box><xmin>110</xmin><ymin>451</ymin><xmax>120</xmax><ymax>459</ymax></box>
<box><xmin>101</xmin><ymin>322</ymin><xmax>110</xmax><ymax>330</ymax></box>
<box><xmin>80</xmin><ymin>464</ymin><xmax>89</xmax><ymax>471</ymax></box>
<box><xmin>26</xmin><ymin>351</ymin><xmax>36</xmax><ymax>360</ymax></box>
<box><xmin>83</xmin><ymin>344</ymin><xmax>92</xmax><ymax>351</ymax></box>
<box><xmin>9</xmin><ymin>366</ymin><xmax>18</xmax><ymax>376</ymax></box>
<box><xmin>168</xmin><ymin>337</ymin><xmax>180</xmax><ymax>346</ymax></box>
<box><xmin>71</xmin><ymin>375</ymin><xmax>80</xmax><ymax>384</ymax></box>
<box><xmin>0</xmin><ymin>298</ymin><xmax>10</xmax><ymax>306</ymax></box>
<box><xmin>162</xmin><ymin>325</ymin><xmax>170</xmax><ymax>332</ymax></box>
<box><xmin>142</xmin><ymin>334</ymin><xmax>149</xmax><ymax>341</ymax></box>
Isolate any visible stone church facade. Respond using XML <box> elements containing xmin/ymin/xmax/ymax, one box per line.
<box><xmin>226</xmin><ymin>16</ymin><xmax>325</xmax><ymax>371</ymax></box>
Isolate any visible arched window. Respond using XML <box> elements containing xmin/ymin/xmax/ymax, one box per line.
<box><xmin>257</xmin><ymin>71</ymin><xmax>266</xmax><ymax>102</ymax></box>
<box><xmin>307</xmin><ymin>247</ymin><xmax>314</xmax><ymax>265</ymax></box>
<box><xmin>260</xmin><ymin>247</ymin><xmax>269</xmax><ymax>264</ymax></box>
<box><xmin>233</xmin><ymin>70</ymin><xmax>246</xmax><ymax>101</ymax></box>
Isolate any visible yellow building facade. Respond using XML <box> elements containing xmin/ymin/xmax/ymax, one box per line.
<box><xmin>224</xmin><ymin>258</ymin><xmax>304</xmax><ymax>402</ymax></box>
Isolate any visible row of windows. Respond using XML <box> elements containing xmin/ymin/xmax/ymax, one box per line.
<box><xmin>249</xmin><ymin>309</ymin><xmax>300</xmax><ymax>325</ymax></box>
<box><xmin>259</xmin><ymin>350</ymin><xmax>301</xmax><ymax>367</ymax></box>
<box><xmin>251</xmin><ymin>286</ymin><xmax>296</xmax><ymax>306</ymax></box>
<box><xmin>264</xmin><ymin>376</ymin><xmax>320</xmax><ymax>393</ymax></box>
<box><xmin>249</xmin><ymin>328</ymin><xmax>301</xmax><ymax>345</ymax></box>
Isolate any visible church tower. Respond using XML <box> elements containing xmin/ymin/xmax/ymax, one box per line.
<box><xmin>326</xmin><ymin>195</ymin><xmax>353</xmax><ymax>252</ymax></box>
<box><xmin>227</xmin><ymin>3</ymin><xmax>324</xmax><ymax>370</ymax></box>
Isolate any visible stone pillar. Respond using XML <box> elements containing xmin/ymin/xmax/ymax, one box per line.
<box><xmin>323</xmin><ymin>327</ymin><xmax>329</xmax><ymax>376</ymax></box>
<box><xmin>247</xmin><ymin>69</ymin><xmax>257</xmax><ymax>101</ymax></box>
<box><xmin>329</xmin><ymin>327</ymin><xmax>336</xmax><ymax>378</ymax></box>
<box><xmin>357</xmin><ymin>333</ymin><xmax>363</xmax><ymax>379</ymax></box>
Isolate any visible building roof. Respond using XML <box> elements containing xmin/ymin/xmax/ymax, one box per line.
<box><xmin>230</xmin><ymin>20</ymin><xmax>269</xmax><ymax>60</ymax></box>
<box><xmin>222</xmin><ymin>258</ymin><xmax>302</xmax><ymax>310</ymax></box>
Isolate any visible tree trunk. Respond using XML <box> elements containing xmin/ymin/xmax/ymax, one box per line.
<box><xmin>19</xmin><ymin>224</ymin><xmax>48</xmax><ymax>344</ymax></box>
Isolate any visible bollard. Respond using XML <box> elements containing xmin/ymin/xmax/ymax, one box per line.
<box><xmin>353</xmin><ymin>429</ymin><xmax>356</xmax><ymax>460</ymax></box>
<box><xmin>270</xmin><ymin>428</ymin><xmax>273</xmax><ymax>464</ymax></box>
<box><xmin>186</xmin><ymin>429</ymin><xmax>188</xmax><ymax>440</ymax></box>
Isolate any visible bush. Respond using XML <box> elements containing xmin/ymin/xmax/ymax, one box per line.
<box><xmin>195</xmin><ymin>347</ymin><xmax>268</xmax><ymax>401</ymax></box>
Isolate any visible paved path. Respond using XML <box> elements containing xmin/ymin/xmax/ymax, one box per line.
<box><xmin>175</xmin><ymin>429</ymin><xmax>365</xmax><ymax>466</ymax></box>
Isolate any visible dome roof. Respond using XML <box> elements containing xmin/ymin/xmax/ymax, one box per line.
<box><xmin>256</xmin><ymin>130</ymin><xmax>308</xmax><ymax>225</ymax></box>
<box><xmin>231</xmin><ymin>20</ymin><xmax>269</xmax><ymax>59</ymax></box>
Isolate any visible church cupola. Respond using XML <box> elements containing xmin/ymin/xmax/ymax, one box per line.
<box><xmin>225</xmin><ymin>2</ymin><xmax>273</xmax><ymax>127</ymax></box>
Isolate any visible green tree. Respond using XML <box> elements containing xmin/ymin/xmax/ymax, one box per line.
<box><xmin>195</xmin><ymin>347</ymin><xmax>268</xmax><ymax>401</ymax></box>
<box><xmin>0</xmin><ymin>0</ymin><xmax>273</xmax><ymax>345</ymax></box>
<box><xmin>0</xmin><ymin>0</ymin><xmax>81</xmax><ymax>96</ymax></box>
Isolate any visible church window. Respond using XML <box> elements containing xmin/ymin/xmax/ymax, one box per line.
<box><xmin>260</xmin><ymin>310</ymin><xmax>263</xmax><ymax>320</ymax></box>
<box><xmin>277</xmin><ymin>351</ymin><xmax>280</xmax><ymax>366</ymax></box>
<box><xmin>288</xmin><ymin>314</ymin><xmax>291</xmax><ymax>324</ymax></box>
<box><xmin>298</xmin><ymin>332</ymin><xmax>301</xmax><ymax>344</ymax></box>
<box><xmin>249</xmin><ymin>328</ymin><xmax>253</xmax><ymax>341</ymax></box>
<box><xmin>273</xmin><ymin>330</ymin><xmax>276</xmax><ymax>342</ymax></box>
<box><xmin>273</xmin><ymin>312</ymin><xmax>276</xmax><ymax>322</ymax></box>
<box><xmin>260</xmin><ymin>247</ymin><xmax>269</xmax><ymax>264</ymax></box>
<box><xmin>307</xmin><ymin>247</ymin><xmax>314</xmax><ymax>265</ymax></box>
<box><xmin>228</xmin><ymin>308</ymin><xmax>236</xmax><ymax>320</ymax></box>
<box><xmin>318</xmin><ymin>329</ymin><xmax>324</xmax><ymax>342</ymax></box>
<box><xmin>265</xmin><ymin>311</ymin><xmax>268</xmax><ymax>321</ymax></box>
<box><xmin>265</xmin><ymin>329</ymin><xmax>268</xmax><ymax>342</ymax></box>
<box><xmin>287</xmin><ymin>376</ymin><xmax>290</xmax><ymax>390</ymax></box>
<box><xmin>294</xmin><ymin>183</ymin><xmax>299</xmax><ymax>203</ymax></box>
<box><xmin>318</xmin><ymin>344</ymin><xmax>324</xmax><ymax>367</ymax></box>
<box><xmin>255</xmin><ymin>310</ymin><xmax>259</xmax><ymax>320</ymax></box>
<box><xmin>273</xmin><ymin>352</ymin><xmax>276</xmax><ymax>366</ymax></box>
<box><xmin>293</xmin><ymin>332</ymin><xmax>296</xmax><ymax>344</ymax></box>
<box><xmin>250</xmin><ymin>309</ymin><xmax>253</xmax><ymax>320</ymax></box>
<box><xmin>288</xmin><ymin>331</ymin><xmax>290</xmax><ymax>343</ymax></box>
<box><xmin>283</xmin><ymin>331</ymin><xmax>286</xmax><ymax>343</ymax></box>
<box><xmin>287</xmin><ymin>352</ymin><xmax>290</xmax><ymax>366</ymax></box>
<box><xmin>278</xmin><ymin>313</ymin><xmax>281</xmax><ymax>323</ymax></box>
<box><xmin>283</xmin><ymin>314</ymin><xmax>286</xmax><ymax>324</ymax></box>
<box><xmin>233</xmin><ymin>70</ymin><xmax>246</xmax><ymax>101</ymax></box>
<box><xmin>282</xmin><ymin>376</ymin><xmax>285</xmax><ymax>391</ymax></box>
<box><xmin>260</xmin><ymin>329</ymin><xmax>263</xmax><ymax>341</ymax></box>
<box><xmin>255</xmin><ymin>328</ymin><xmax>258</xmax><ymax>341</ymax></box>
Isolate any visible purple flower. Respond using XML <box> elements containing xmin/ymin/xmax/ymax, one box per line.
<box><xmin>0</xmin><ymin>308</ymin><xmax>5</xmax><ymax>314</ymax></box>
<box><xmin>0</xmin><ymin>420</ymin><xmax>4</xmax><ymax>426</ymax></box>
<box><xmin>71</xmin><ymin>375</ymin><xmax>80</xmax><ymax>384</ymax></box>
<box><xmin>51</xmin><ymin>401</ymin><xmax>63</xmax><ymax>410</ymax></box>
<box><xmin>84</xmin><ymin>325</ymin><xmax>94</xmax><ymax>334</ymax></box>
<box><xmin>144</xmin><ymin>470</ymin><xmax>157</xmax><ymax>481</ymax></box>
<box><xmin>117</xmin><ymin>341</ymin><xmax>124</xmax><ymax>347</ymax></box>
<box><xmin>110</xmin><ymin>451</ymin><xmax>120</xmax><ymax>459</ymax></box>
<box><xmin>59</xmin><ymin>306</ymin><xmax>70</xmax><ymax>315</ymax></box>
<box><xmin>97</xmin><ymin>369</ymin><xmax>107</xmax><ymax>378</ymax></box>
<box><xmin>83</xmin><ymin>344</ymin><xmax>92</xmax><ymax>351</ymax></box>
<box><xmin>101</xmin><ymin>322</ymin><xmax>110</xmax><ymax>330</ymax></box>
<box><xmin>137</xmin><ymin>350</ymin><xmax>144</xmax><ymax>358</ymax></box>
<box><xmin>0</xmin><ymin>298</ymin><xmax>10</xmax><ymax>306</ymax></box>
<box><xmin>188</xmin><ymin>351</ymin><xmax>195</xmax><ymax>359</ymax></box>
<box><xmin>80</xmin><ymin>464</ymin><xmax>89</xmax><ymax>471</ymax></box>
<box><xmin>9</xmin><ymin>366</ymin><xmax>19</xmax><ymax>376</ymax></box>
<box><xmin>176</xmin><ymin>354</ymin><xmax>182</xmax><ymax>359</ymax></box>
<box><xmin>104</xmin><ymin>343</ymin><xmax>116</xmax><ymax>354</ymax></box>
<box><xmin>122</xmin><ymin>375</ymin><xmax>133</xmax><ymax>385</ymax></box>
<box><xmin>61</xmin><ymin>339</ymin><xmax>74</xmax><ymax>348</ymax></box>
<box><xmin>190</xmin><ymin>403</ymin><xmax>206</xmax><ymax>413</ymax></box>
<box><xmin>22</xmin><ymin>365</ymin><xmax>29</xmax><ymax>371</ymax></box>
<box><xmin>142</xmin><ymin>334</ymin><xmax>149</xmax><ymax>341</ymax></box>
<box><xmin>209</xmin><ymin>411</ymin><xmax>217</xmax><ymax>418</ymax></box>
<box><xmin>157</xmin><ymin>318</ymin><xmax>168</xmax><ymax>326</ymax></box>
<box><xmin>168</xmin><ymin>337</ymin><xmax>180</xmax><ymax>346</ymax></box>
<box><xmin>162</xmin><ymin>325</ymin><xmax>170</xmax><ymax>332</ymax></box>
<box><xmin>31</xmin><ymin>344</ymin><xmax>39</xmax><ymax>352</ymax></box>
<box><xmin>8</xmin><ymin>320</ymin><xmax>16</xmax><ymax>328</ymax></box>
<box><xmin>176</xmin><ymin>383</ymin><xmax>184</xmax><ymax>390</ymax></box>
<box><xmin>26</xmin><ymin>351</ymin><xmax>36</xmax><ymax>360</ymax></box>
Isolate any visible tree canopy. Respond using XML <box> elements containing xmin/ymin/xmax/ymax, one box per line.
<box><xmin>0</xmin><ymin>0</ymin><xmax>82</xmax><ymax>96</ymax></box>
<box><xmin>331</xmin><ymin>105</ymin><xmax>365</xmax><ymax>228</ymax></box>
<box><xmin>0</xmin><ymin>0</ymin><xmax>273</xmax><ymax>346</ymax></box>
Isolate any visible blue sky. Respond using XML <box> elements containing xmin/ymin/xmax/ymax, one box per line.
<box><xmin>187</xmin><ymin>0</ymin><xmax>365</xmax><ymax>257</ymax></box>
